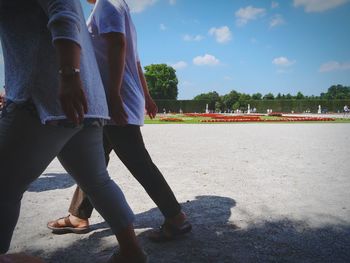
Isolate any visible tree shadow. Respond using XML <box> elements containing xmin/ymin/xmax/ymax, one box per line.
<box><xmin>24</xmin><ymin>195</ymin><xmax>350</xmax><ymax>263</ymax></box>
<box><xmin>27</xmin><ymin>173</ymin><xmax>75</xmax><ymax>192</ymax></box>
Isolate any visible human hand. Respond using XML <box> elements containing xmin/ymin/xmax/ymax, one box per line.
<box><xmin>59</xmin><ymin>75</ymin><xmax>88</xmax><ymax>125</ymax></box>
<box><xmin>145</xmin><ymin>95</ymin><xmax>158</xmax><ymax>119</ymax></box>
<box><xmin>109</xmin><ymin>96</ymin><xmax>128</xmax><ymax>126</ymax></box>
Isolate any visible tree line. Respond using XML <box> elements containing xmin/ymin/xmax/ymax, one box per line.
<box><xmin>193</xmin><ymin>85</ymin><xmax>350</xmax><ymax>111</ymax></box>
<box><xmin>144</xmin><ymin>64</ymin><xmax>349</xmax><ymax>111</ymax></box>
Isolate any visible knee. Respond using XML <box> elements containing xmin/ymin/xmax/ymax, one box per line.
<box><xmin>79</xmin><ymin>172</ymin><xmax>112</xmax><ymax>194</ymax></box>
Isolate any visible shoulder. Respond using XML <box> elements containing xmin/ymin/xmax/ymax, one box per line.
<box><xmin>95</xmin><ymin>0</ymin><xmax>128</xmax><ymax>13</ymax></box>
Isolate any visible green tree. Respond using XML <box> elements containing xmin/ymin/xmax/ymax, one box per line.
<box><xmin>238</xmin><ymin>93</ymin><xmax>251</xmax><ymax>107</ymax></box>
<box><xmin>321</xmin><ymin>84</ymin><xmax>350</xmax><ymax>99</ymax></box>
<box><xmin>221</xmin><ymin>90</ymin><xmax>240</xmax><ymax>110</ymax></box>
<box><xmin>251</xmin><ymin>92</ymin><xmax>262</xmax><ymax>100</ymax></box>
<box><xmin>215</xmin><ymin>101</ymin><xmax>223</xmax><ymax>112</ymax></box>
<box><xmin>295</xmin><ymin>91</ymin><xmax>305</xmax><ymax>100</ymax></box>
<box><xmin>263</xmin><ymin>93</ymin><xmax>275</xmax><ymax>100</ymax></box>
<box><xmin>230</xmin><ymin>93</ymin><xmax>251</xmax><ymax>111</ymax></box>
<box><xmin>285</xmin><ymin>93</ymin><xmax>293</xmax><ymax>99</ymax></box>
<box><xmin>194</xmin><ymin>91</ymin><xmax>220</xmax><ymax>111</ymax></box>
<box><xmin>144</xmin><ymin>64</ymin><xmax>178</xmax><ymax>99</ymax></box>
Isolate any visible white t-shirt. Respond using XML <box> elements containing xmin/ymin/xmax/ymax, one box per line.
<box><xmin>87</xmin><ymin>0</ymin><xmax>145</xmax><ymax>126</ymax></box>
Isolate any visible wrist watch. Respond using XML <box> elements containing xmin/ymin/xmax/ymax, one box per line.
<box><xmin>58</xmin><ymin>66</ymin><xmax>80</xmax><ymax>77</ymax></box>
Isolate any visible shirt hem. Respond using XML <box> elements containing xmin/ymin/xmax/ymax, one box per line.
<box><xmin>42</xmin><ymin>115</ymin><xmax>110</xmax><ymax>125</ymax></box>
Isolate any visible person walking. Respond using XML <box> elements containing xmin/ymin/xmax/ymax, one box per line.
<box><xmin>0</xmin><ymin>0</ymin><xmax>147</xmax><ymax>262</ymax></box>
<box><xmin>48</xmin><ymin>0</ymin><xmax>191</xmax><ymax>242</ymax></box>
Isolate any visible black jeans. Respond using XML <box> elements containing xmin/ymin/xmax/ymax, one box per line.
<box><xmin>69</xmin><ymin>125</ymin><xmax>181</xmax><ymax>219</ymax></box>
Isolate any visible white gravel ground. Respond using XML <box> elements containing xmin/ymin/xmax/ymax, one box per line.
<box><xmin>8</xmin><ymin>124</ymin><xmax>350</xmax><ymax>263</ymax></box>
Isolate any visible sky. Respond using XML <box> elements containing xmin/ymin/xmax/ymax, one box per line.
<box><xmin>1</xmin><ymin>0</ymin><xmax>350</xmax><ymax>99</ymax></box>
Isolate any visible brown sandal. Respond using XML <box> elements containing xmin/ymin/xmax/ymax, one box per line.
<box><xmin>47</xmin><ymin>215</ymin><xmax>90</xmax><ymax>234</ymax></box>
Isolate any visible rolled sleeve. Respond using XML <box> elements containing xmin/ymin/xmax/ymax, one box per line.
<box><xmin>95</xmin><ymin>0</ymin><xmax>126</xmax><ymax>35</ymax></box>
<box><xmin>36</xmin><ymin>0</ymin><xmax>83</xmax><ymax>47</ymax></box>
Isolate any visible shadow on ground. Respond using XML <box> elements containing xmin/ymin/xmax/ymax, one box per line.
<box><xmin>26</xmin><ymin>195</ymin><xmax>350</xmax><ymax>263</ymax></box>
<box><xmin>28</xmin><ymin>173</ymin><xmax>75</xmax><ymax>192</ymax></box>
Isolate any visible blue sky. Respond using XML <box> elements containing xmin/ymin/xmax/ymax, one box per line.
<box><xmin>1</xmin><ymin>0</ymin><xmax>350</xmax><ymax>99</ymax></box>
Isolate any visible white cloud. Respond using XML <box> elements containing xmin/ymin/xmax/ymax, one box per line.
<box><xmin>224</xmin><ymin>76</ymin><xmax>233</xmax><ymax>80</ymax></box>
<box><xmin>208</xmin><ymin>26</ymin><xmax>232</xmax><ymax>43</ymax></box>
<box><xmin>235</xmin><ymin>6</ymin><xmax>266</xmax><ymax>26</ymax></box>
<box><xmin>271</xmin><ymin>1</ymin><xmax>279</xmax><ymax>8</ymax></box>
<box><xmin>160</xmin><ymin>23</ymin><xmax>167</xmax><ymax>31</ymax></box>
<box><xmin>127</xmin><ymin>0</ymin><xmax>158</xmax><ymax>13</ymax></box>
<box><xmin>293</xmin><ymin>0</ymin><xmax>349</xmax><ymax>13</ymax></box>
<box><xmin>183</xmin><ymin>34</ymin><xmax>204</xmax><ymax>42</ymax></box>
<box><xmin>169</xmin><ymin>0</ymin><xmax>176</xmax><ymax>5</ymax></box>
<box><xmin>319</xmin><ymin>61</ymin><xmax>350</xmax><ymax>72</ymax></box>
<box><xmin>270</xmin><ymin>14</ymin><xmax>285</xmax><ymax>28</ymax></box>
<box><xmin>172</xmin><ymin>61</ymin><xmax>188</xmax><ymax>70</ymax></box>
<box><xmin>272</xmin><ymin>57</ymin><xmax>296</xmax><ymax>66</ymax></box>
<box><xmin>193</xmin><ymin>54</ymin><xmax>220</xmax><ymax>66</ymax></box>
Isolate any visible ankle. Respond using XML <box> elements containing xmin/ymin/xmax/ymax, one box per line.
<box><xmin>167</xmin><ymin>211</ymin><xmax>187</xmax><ymax>226</ymax></box>
<box><xmin>69</xmin><ymin>214</ymin><xmax>89</xmax><ymax>226</ymax></box>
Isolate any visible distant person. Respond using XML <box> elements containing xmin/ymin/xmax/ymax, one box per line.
<box><xmin>48</xmin><ymin>0</ymin><xmax>191</xmax><ymax>244</ymax></box>
<box><xmin>0</xmin><ymin>0</ymin><xmax>147</xmax><ymax>262</ymax></box>
<box><xmin>344</xmin><ymin>105</ymin><xmax>349</xmax><ymax>116</ymax></box>
<box><xmin>0</xmin><ymin>92</ymin><xmax>4</xmax><ymax>110</ymax></box>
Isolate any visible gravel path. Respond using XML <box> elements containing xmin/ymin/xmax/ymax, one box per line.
<box><xmin>9</xmin><ymin>124</ymin><xmax>350</xmax><ymax>263</ymax></box>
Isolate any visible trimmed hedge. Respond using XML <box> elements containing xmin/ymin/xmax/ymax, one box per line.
<box><xmin>154</xmin><ymin>99</ymin><xmax>350</xmax><ymax>113</ymax></box>
<box><xmin>154</xmin><ymin>100</ymin><xmax>209</xmax><ymax>113</ymax></box>
<box><xmin>247</xmin><ymin>99</ymin><xmax>350</xmax><ymax>113</ymax></box>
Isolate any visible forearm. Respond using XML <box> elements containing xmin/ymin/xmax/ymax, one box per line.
<box><xmin>137</xmin><ymin>62</ymin><xmax>151</xmax><ymax>99</ymax></box>
<box><xmin>54</xmin><ymin>39</ymin><xmax>81</xmax><ymax>70</ymax></box>
<box><xmin>104</xmin><ymin>33</ymin><xmax>126</xmax><ymax>100</ymax></box>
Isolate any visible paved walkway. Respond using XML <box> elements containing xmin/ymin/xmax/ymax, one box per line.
<box><xmin>9</xmin><ymin>124</ymin><xmax>350</xmax><ymax>262</ymax></box>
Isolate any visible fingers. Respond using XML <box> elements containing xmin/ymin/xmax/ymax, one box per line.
<box><xmin>147</xmin><ymin>103</ymin><xmax>157</xmax><ymax>119</ymax></box>
<box><xmin>59</xmin><ymin>78</ymin><xmax>88</xmax><ymax>125</ymax></box>
<box><xmin>60</xmin><ymin>94</ymin><xmax>87</xmax><ymax>125</ymax></box>
<box><xmin>111</xmin><ymin>108</ymin><xmax>128</xmax><ymax>126</ymax></box>
<box><xmin>60</xmin><ymin>98</ymin><xmax>78</xmax><ymax>124</ymax></box>
<box><xmin>73</xmin><ymin>100</ymin><xmax>84</xmax><ymax>124</ymax></box>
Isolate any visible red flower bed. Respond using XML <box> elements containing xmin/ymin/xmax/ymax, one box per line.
<box><xmin>211</xmin><ymin>116</ymin><xmax>261</xmax><ymax>121</ymax></box>
<box><xmin>160</xmin><ymin>117</ymin><xmax>184</xmax><ymax>122</ymax></box>
<box><xmin>268</xmin><ymin>112</ymin><xmax>283</xmax><ymax>117</ymax></box>
<box><xmin>184</xmin><ymin>113</ymin><xmax>223</xmax><ymax>118</ymax></box>
<box><xmin>278</xmin><ymin>117</ymin><xmax>335</xmax><ymax>122</ymax></box>
<box><xmin>201</xmin><ymin>116</ymin><xmax>335</xmax><ymax>123</ymax></box>
<box><xmin>180</xmin><ymin>113</ymin><xmax>335</xmax><ymax>123</ymax></box>
<box><xmin>201</xmin><ymin>118</ymin><xmax>261</xmax><ymax>122</ymax></box>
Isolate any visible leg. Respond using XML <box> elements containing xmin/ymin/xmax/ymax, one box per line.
<box><xmin>47</xmin><ymin>131</ymin><xmax>115</xmax><ymax>232</ymax></box>
<box><xmin>104</xmin><ymin>125</ymin><xmax>182</xmax><ymax>218</ymax></box>
<box><xmin>104</xmin><ymin>125</ymin><xmax>191</xmax><ymax>242</ymax></box>
<box><xmin>0</xmin><ymin>103</ymin><xmax>79</xmax><ymax>253</ymax></box>
<box><xmin>57</xmin><ymin>126</ymin><xmax>135</xmax><ymax>234</ymax></box>
<box><xmin>67</xmin><ymin>131</ymin><xmax>114</xmax><ymax>219</ymax></box>
<box><xmin>58</xmin><ymin>126</ymin><xmax>146</xmax><ymax>259</ymax></box>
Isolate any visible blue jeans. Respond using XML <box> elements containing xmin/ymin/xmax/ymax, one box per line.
<box><xmin>0</xmin><ymin>101</ymin><xmax>134</xmax><ymax>253</ymax></box>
